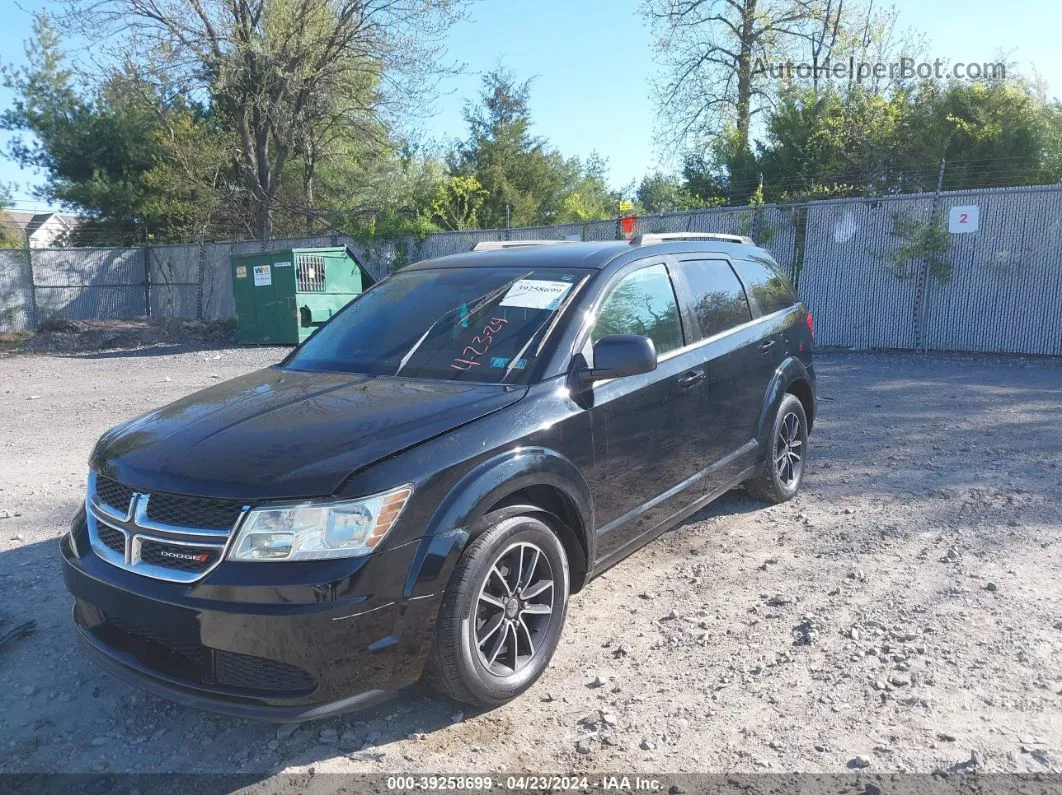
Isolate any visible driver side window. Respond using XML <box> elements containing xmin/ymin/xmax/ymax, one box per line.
<box><xmin>590</xmin><ymin>263</ymin><xmax>684</xmax><ymax>356</ymax></box>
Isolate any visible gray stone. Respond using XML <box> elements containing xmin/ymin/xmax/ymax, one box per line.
<box><xmin>276</xmin><ymin>723</ymin><xmax>298</xmax><ymax>741</ymax></box>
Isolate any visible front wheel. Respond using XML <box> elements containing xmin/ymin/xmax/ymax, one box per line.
<box><xmin>745</xmin><ymin>393</ymin><xmax>808</xmax><ymax>504</ymax></box>
<box><xmin>426</xmin><ymin>515</ymin><xmax>569</xmax><ymax>707</ymax></box>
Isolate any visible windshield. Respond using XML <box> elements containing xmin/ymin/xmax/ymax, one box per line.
<box><xmin>284</xmin><ymin>266</ymin><xmax>592</xmax><ymax>383</ymax></box>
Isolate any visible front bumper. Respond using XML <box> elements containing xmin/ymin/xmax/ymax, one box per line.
<box><xmin>61</xmin><ymin>518</ymin><xmax>447</xmax><ymax>722</ymax></box>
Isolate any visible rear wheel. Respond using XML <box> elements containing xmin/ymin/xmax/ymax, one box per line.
<box><xmin>745</xmin><ymin>393</ymin><xmax>808</xmax><ymax>504</ymax></box>
<box><xmin>427</xmin><ymin>515</ymin><xmax>569</xmax><ymax>707</ymax></box>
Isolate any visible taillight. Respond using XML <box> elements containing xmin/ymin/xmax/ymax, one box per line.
<box><xmin>805</xmin><ymin>311</ymin><xmax>815</xmax><ymax>339</ymax></box>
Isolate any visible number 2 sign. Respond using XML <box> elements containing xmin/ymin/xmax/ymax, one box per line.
<box><xmin>948</xmin><ymin>205</ymin><xmax>980</xmax><ymax>234</ymax></box>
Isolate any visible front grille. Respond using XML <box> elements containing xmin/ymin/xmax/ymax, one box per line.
<box><xmin>145</xmin><ymin>493</ymin><xmax>244</xmax><ymax>531</ymax></box>
<box><xmin>139</xmin><ymin>538</ymin><xmax>221</xmax><ymax>573</ymax></box>
<box><xmin>89</xmin><ymin>472</ymin><xmax>246</xmax><ymax>583</ymax></box>
<box><xmin>217</xmin><ymin>651</ymin><xmax>317</xmax><ymax>693</ymax></box>
<box><xmin>96</xmin><ymin>477</ymin><xmax>134</xmax><ymax>514</ymax></box>
<box><xmin>96</xmin><ymin>524</ymin><xmax>126</xmax><ymax>555</ymax></box>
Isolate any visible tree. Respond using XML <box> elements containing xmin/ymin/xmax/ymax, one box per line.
<box><xmin>431</xmin><ymin>175</ymin><xmax>487</xmax><ymax>230</ymax></box>
<box><xmin>752</xmin><ymin>77</ymin><xmax>1062</xmax><ymax>200</ymax></box>
<box><xmin>756</xmin><ymin>84</ymin><xmax>911</xmax><ymax>199</ymax></box>
<box><xmin>61</xmin><ymin>0</ymin><xmax>469</xmax><ymax>240</ymax></box>
<box><xmin>645</xmin><ymin>0</ymin><xmax>822</xmax><ymax>160</ymax></box>
<box><xmin>2</xmin><ymin>17</ymin><xmax>228</xmax><ymax>243</ymax></box>
<box><xmin>635</xmin><ymin>170</ymin><xmax>713</xmax><ymax>212</ymax></box>
<box><xmin>903</xmin><ymin>79</ymin><xmax>1062</xmax><ymax>191</ymax></box>
<box><xmin>450</xmin><ymin>69</ymin><xmax>617</xmax><ymax>228</ymax></box>
<box><xmin>557</xmin><ymin>153</ymin><xmax>618</xmax><ymax>223</ymax></box>
<box><xmin>327</xmin><ymin>144</ymin><xmax>447</xmax><ymax>239</ymax></box>
<box><xmin>0</xmin><ymin>185</ymin><xmax>22</xmax><ymax>248</ymax></box>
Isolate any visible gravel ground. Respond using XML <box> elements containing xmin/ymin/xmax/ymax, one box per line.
<box><xmin>0</xmin><ymin>344</ymin><xmax>1060</xmax><ymax>778</ymax></box>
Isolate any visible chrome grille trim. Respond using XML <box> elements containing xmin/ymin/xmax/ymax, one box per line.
<box><xmin>133</xmin><ymin>495</ymin><xmax>232</xmax><ymax>538</ymax></box>
<box><xmin>86</xmin><ymin>502</ymin><xmax>129</xmax><ymax>567</ymax></box>
<box><xmin>91</xmin><ymin>493</ymin><xmax>134</xmax><ymax>524</ymax></box>
<box><xmin>85</xmin><ymin>471</ymin><xmax>249</xmax><ymax>584</ymax></box>
<box><xmin>131</xmin><ymin>533</ymin><xmax>228</xmax><ymax>581</ymax></box>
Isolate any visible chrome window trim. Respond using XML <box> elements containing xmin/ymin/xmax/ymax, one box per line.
<box><xmin>655</xmin><ymin>304</ymin><xmax>795</xmax><ymax>365</ymax></box>
<box><xmin>587</xmin><ymin>305</ymin><xmax>796</xmax><ymax>387</ymax></box>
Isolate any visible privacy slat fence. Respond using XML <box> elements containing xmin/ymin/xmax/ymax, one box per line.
<box><xmin>2</xmin><ymin>184</ymin><xmax>1060</xmax><ymax>356</ymax></box>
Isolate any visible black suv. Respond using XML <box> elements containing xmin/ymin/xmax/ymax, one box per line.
<box><xmin>62</xmin><ymin>234</ymin><xmax>816</xmax><ymax>721</ymax></box>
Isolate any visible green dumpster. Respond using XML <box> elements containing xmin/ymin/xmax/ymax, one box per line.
<box><xmin>231</xmin><ymin>247</ymin><xmax>373</xmax><ymax>344</ymax></box>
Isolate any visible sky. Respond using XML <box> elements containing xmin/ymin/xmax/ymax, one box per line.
<box><xmin>1</xmin><ymin>0</ymin><xmax>1061</xmax><ymax>213</ymax></box>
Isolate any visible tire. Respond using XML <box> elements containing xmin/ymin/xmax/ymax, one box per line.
<box><xmin>745</xmin><ymin>393</ymin><xmax>809</xmax><ymax>504</ymax></box>
<box><xmin>426</xmin><ymin>514</ymin><xmax>570</xmax><ymax>708</ymax></box>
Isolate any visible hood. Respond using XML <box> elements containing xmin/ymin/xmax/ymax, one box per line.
<box><xmin>90</xmin><ymin>367</ymin><xmax>526</xmax><ymax>499</ymax></box>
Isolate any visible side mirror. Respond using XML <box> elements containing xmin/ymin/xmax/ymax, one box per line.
<box><xmin>581</xmin><ymin>334</ymin><xmax>657</xmax><ymax>383</ymax></box>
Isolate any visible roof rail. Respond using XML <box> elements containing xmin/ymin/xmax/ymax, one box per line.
<box><xmin>630</xmin><ymin>232</ymin><xmax>755</xmax><ymax>246</ymax></box>
<box><xmin>471</xmin><ymin>240</ymin><xmax>577</xmax><ymax>252</ymax></box>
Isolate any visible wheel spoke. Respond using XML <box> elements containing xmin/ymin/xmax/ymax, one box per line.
<box><xmin>477</xmin><ymin>613</ymin><xmax>504</xmax><ymax>647</ymax></box>
<box><xmin>522</xmin><ymin>579</ymin><xmax>553</xmax><ymax>600</ymax></box>
<box><xmin>507</xmin><ymin>621</ymin><xmax>520</xmax><ymax>668</ymax></box>
<box><xmin>521</xmin><ymin>547</ymin><xmax>540</xmax><ymax>590</ymax></box>
<box><xmin>479</xmin><ymin>591</ymin><xmax>506</xmax><ymax>609</ymax></box>
<box><xmin>485</xmin><ymin>619</ymin><xmax>507</xmax><ymax>663</ymax></box>
<box><xmin>490</xmin><ymin>565</ymin><xmax>512</xmax><ymax>596</ymax></box>
<box><xmin>518</xmin><ymin>616</ymin><xmax>536</xmax><ymax>657</ymax></box>
<box><xmin>522</xmin><ymin>602</ymin><xmax>552</xmax><ymax>615</ymax></box>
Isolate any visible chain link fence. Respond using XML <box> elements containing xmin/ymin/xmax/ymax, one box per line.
<box><xmin>2</xmin><ymin>185</ymin><xmax>1060</xmax><ymax>355</ymax></box>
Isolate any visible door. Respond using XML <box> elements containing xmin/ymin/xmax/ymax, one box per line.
<box><xmin>586</xmin><ymin>262</ymin><xmax>705</xmax><ymax>562</ymax></box>
<box><xmin>670</xmin><ymin>257</ymin><xmax>767</xmax><ymax>489</ymax></box>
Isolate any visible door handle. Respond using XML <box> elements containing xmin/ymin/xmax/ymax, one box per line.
<box><xmin>677</xmin><ymin>369</ymin><xmax>706</xmax><ymax>388</ymax></box>
<box><xmin>757</xmin><ymin>340</ymin><xmax>777</xmax><ymax>353</ymax></box>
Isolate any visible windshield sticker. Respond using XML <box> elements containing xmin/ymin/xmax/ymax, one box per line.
<box><xmin>499</xmin><ymin>279</ymin><xmax>572</xmax><ymax>310</ymax></box>
<box><xmin>490</xmin><ymin>356</ymin><xmax>509</xmax><ymax>368</ymax></box>
<box><xmin>450</xmin><ymin>317</ymin><xmax>509</xmax><ymax>371</ymax></box>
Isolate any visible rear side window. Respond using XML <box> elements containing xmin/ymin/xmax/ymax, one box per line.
<box><xmin>732</xmin><ymin>259</ymin><xmax>796</xmax><ymax>315</ymax></box>
<box><xmin>675</xmin><ymin>259</ymin><xmax>752</xmax><ymax>337</ymax></box>
<box><xmin>591</xmin><ymin>263</ymin><xmax>684</xmax><ymax>355</ymax></box>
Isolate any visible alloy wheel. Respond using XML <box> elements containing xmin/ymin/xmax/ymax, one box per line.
<box><xmin>474</xmin><ymin>541</ymin><xmax>555</xmax><ymax>676</ymax></box>
<box><xmin>774</xmin><ymin>411</ymin><xmax>804</xmax><ymax>488</ymax></box>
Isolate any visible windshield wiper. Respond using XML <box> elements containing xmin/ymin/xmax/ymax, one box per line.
<box><xmin>393</xmin><ymin>272</ymin><xmax>532</xmax><ymax>377</ymax></box>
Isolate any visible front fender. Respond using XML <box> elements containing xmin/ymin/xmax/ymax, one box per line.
<box><xmin>401</xmin><ymin>447</ymin><xmax>594</xmax><ymax>599</ymax></box>
<box><xmin>756</xmin><ymin>356</ymin><xmax>813</xmax><ymax>453</ymax></box>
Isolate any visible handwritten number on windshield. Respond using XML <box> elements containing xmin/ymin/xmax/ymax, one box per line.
<box><xmin>451</xmin><ymin>317</ymin><xmax>508</xmax><ymax>371</ymax></box>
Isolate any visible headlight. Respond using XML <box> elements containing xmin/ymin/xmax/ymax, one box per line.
<box><xmin>228</xmin><ymin>484</ymin><xmax>413</xmax><ymax>562</ymax></box>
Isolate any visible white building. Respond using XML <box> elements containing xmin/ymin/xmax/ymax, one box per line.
<box><xmin>2</xmin><ymin>211</ymin><xmax>84</xmax><ymax>248</ymax></box>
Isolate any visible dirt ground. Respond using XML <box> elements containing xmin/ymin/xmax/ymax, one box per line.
<box><xmin>0</xmin><ymin>342</ymin><xmax>1060</xmax><ymax>780</ymax></box>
